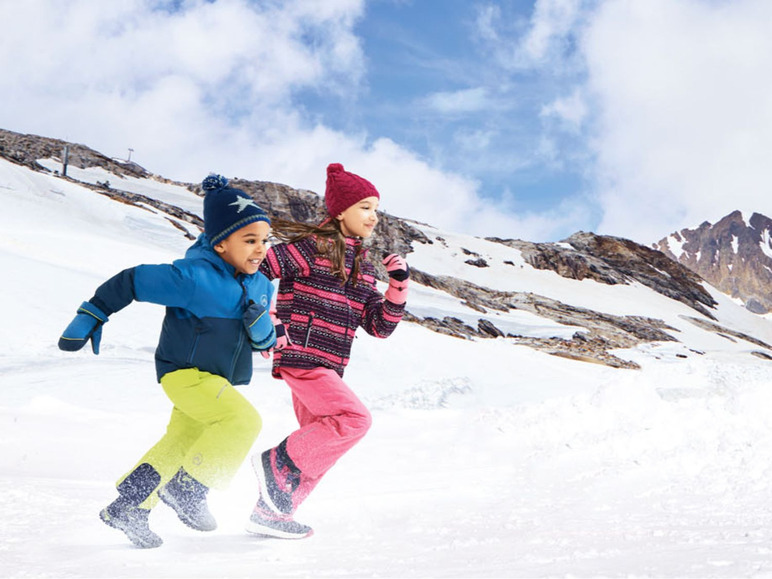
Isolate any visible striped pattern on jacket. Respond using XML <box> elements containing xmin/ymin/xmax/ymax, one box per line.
<box><xmin>259</xmin><ymin>235</ymin><xmax>405</xmax><ymax>377</ymax></box>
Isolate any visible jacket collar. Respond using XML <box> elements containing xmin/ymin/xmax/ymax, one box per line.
<box><xmin>186</xmin><ymin>234</ymin><xmax>238</xmax><ymax>277</ymax></box>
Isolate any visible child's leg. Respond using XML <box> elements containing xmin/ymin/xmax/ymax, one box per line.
<box><xmin>281</xmin><ymin>366</ymin><xmax>371</xmax><ymax>478</ymax></box>
<box><xmin>249</xmin><ymin>367</ymin><xmax>370</xmax><ymax>526</ymax></box>
<box><xmin>117</xmin><ymin>407</ymin><xmax>205</xmax><ymax>510</ymax></box>
<box><xmin>282</xmin><ymin>366</ymin><xmax>371</xmax><ymax>482</ymax></box>
<box><xmin>161</xmin><ymin>368</ymin><xmax>262</xmax><ymax>490</ymax></box>
<box><xmin>102</xmin><ymin>404</ymin><xmax>203</xmax><ymax>547</ymax></box>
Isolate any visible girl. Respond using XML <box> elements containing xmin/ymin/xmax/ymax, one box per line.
<box><xmin>245</xmin><ymin>163</ymin><xmax>409</xmax><ymax>539</ymax></box>
<box><xmin>58</xmin><ymin>175</ymin><xmax>276</xmax><ymax>548</ymax></box>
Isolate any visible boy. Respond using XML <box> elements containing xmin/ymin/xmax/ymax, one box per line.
<box><xmin>58</xmin><ymin>174</ymin><xmax>276</xmax><ymax>548</ymax></box>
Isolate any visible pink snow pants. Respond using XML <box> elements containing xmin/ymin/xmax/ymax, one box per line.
<box><xmin>280</xmin><ymin>366</ymin><xmax>372</xmax><ymax>506</ymax></box>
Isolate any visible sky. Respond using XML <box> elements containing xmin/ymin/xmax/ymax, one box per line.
<box><xmin>2</xmin><ymin>0</ymin><xmax>772</xmax><ymax>243</ymax></box>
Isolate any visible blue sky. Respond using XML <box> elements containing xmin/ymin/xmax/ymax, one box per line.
<box><xmin>355</xmin><ymin>2</ymin><xmax>585</xmax><ymax>210</ymax></box>
<box><xmin>297</xmin><ymin>0</ymin><xmax>594</xmax><ymax>223</ymax></box>
<box><xmin>1</xmin><ymin>0</ymin><xmax>772</xmax><ymax>243</ymax></box>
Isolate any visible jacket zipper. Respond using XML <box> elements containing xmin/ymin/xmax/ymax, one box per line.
<box><xmin>229</xmin><ymin>329</ymin><xmax>245</xmax><ymax>380</ymax></box>
<box><xmin>303</xmin><ymin>311</ymin><xmax>316</xmax><ymax>348</ymax></box>
<box><xmin>228</xmin><ymin>276</ymin><xmax>249</xmax><ymax>379</ymax></box>
<box><xmin>186</xmin><ymin>332</ymin><xmax>201</xmax><ymax>365</ymax></box>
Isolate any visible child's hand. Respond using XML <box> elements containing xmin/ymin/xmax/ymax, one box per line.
<box><xmin>383</xmin><ymin>254</ymin><xmax>409</xmax><ymax>281</ymax></box>
<box><xmin>383</xmin><ymin>255</ymin><xmax>409</xmax><ymax>305</ymax></box>
<box><xmin>244</xmin><ymin>300</ymin><xmax>276</xmax><ymax>350</ymax></box>
<box><xmin>258</xmin><ymin>322</ymin><xmax>291</xmax><ymax>359</ymax></box>
<box><xmin>274</xmin><ymin>322</ymin><xmax>291</xmax><ymax>351</ymax></box>
<box><xmin>58</xmin><ymin>301</ymin><xmax>109</xmax><ymax>355</ymax></box>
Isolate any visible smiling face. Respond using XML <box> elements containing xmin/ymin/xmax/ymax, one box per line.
<box><xmin>213</xmin><ymin>220</ymin><xmax>271</xmax><ymax>276</ymax></box>
<box><xmin>336</xmin><ymin>196</ymin><xmax>380</xmax><ymax>238</ymax></box>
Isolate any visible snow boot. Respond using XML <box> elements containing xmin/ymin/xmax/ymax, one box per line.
<box><xmin>99</xmin><ymin>462</ymin><xmax>163</xmax><ymax>548</ymax></box>
<box><xmin>253</xmin><ymin>440</ymin><xmax>301</xmax><ymax>515</ymax></box>
<box><xmin>158</xmin><ymin>467</ymin><xmax>217</xmax><ymax>532</ymax></box>
<box><xmin>246</xmin><ymin>497</ymin><xmax>313</xmax><ymax>540</ymax></box>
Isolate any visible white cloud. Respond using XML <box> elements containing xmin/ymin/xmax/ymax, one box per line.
<box><xmin>581</xmin><ymin>0</ymin><xmax>772</xmax><ymax>243</ymax></box>
<box><xmin>476</xmin><ymin>0</ymin><xmax>586</xmax><ymax>70</ymax></box>
<box><xmin>24</xmin><ymin>0</ymin><xmax>769</xmax><ymax>248</ymax></box>
<box><xmin>476</xmin><ymin>0</ymin><xmax>772</xmax><ymax>243</ymax></box>
<box><xmin>423</xmin><ymin>87</ymin><xmax>494</xmax><ymax>115</ymax></box>
<box><xmin>0</xmin><ymin>0</ymin><xmax>367</xmax><ymax>173</ymax></box>
<box><xmin>540</xmin><ymin>87</ymin><xmax>588</xmax><ymax>133</ymax></box>
<box><xmin>0</xmin><ymin>0</ymin><xmax>562</xmax><ymax>242</ymax></box>
<box><xmin>520</xmin><ymin>0</ymin><xmax>584</xmax><ymax>65</ymax></box>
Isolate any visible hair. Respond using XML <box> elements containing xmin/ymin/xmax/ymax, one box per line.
<box><xmin>270</xmin><ymin>218</ymin><xmax>365</xmax><ymax>285</ymax></box>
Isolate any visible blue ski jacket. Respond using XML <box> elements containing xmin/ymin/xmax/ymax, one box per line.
<box><xmin>89</xmin><ymin>235</ymin><xmax>275</xmax><ymax>385</ymax></box>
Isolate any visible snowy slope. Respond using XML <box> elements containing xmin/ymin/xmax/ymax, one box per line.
<box><xmin>3</xmin><ymin>156</ymin><xmax>772</xmax><ymax>578</ymax></box>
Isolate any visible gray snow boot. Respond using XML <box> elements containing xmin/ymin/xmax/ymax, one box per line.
<box><xmin>158</xmin><ymin>467</ymin><xmax>217</xmax><ymax>532</ymax></box>
<box><xmin>100</xmin><ymin>500</ymin><xmax>163</xmax><ymax>549</ymax></box>
<box><xmin>99</xmin><ymin>462</ymin><xmax>163</xmax><ymax>549</ymax></box>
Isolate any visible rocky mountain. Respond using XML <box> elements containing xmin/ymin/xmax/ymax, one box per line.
<box><xmin>2</xmin><ymin>127</ymin><xmax>771</xmax><ymax>369</ymax></box>
<box><xmin>654</xmin><ymin>210</ymin><xmax>772</xmax><ymax>314</ymax></box>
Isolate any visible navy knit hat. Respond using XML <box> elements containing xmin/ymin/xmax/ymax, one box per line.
<box><xmin>202</xmin><ymin>174</ymin><xmax>270</xmax><ymax>245</ymax></box>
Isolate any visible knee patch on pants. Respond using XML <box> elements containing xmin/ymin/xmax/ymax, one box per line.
<box><xmin>117</xmin><ymin>463</ymin><xmax>161</xmax><ymax>506</ymax></box>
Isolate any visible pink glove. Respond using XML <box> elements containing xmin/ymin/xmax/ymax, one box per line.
<box><xmin>383</xmin><ymin>254</ymin><xmax>409</xmax><ymax>305</ymax></box>
<box><xmin>260</xmin><ymin>314</ymin><xmax>292</xmax><ymax>359</ymax></box>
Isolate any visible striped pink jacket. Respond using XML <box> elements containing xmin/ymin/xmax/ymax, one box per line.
<box><xmin>259</xmin><ymin>235</ymin><xmax>405</xmax><ymax>378</ymax></box>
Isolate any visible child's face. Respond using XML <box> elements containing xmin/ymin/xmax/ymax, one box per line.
<box><xmin>214</xmin><ymin>221</ymin><xmax>271</xmax><ymax>276</ymax></box>
<box><xmin>336</xmin><ymin>196</ymin><xmax>380</xmax><ymax>238</ymax></box>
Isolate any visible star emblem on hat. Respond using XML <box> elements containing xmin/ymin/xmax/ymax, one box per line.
<box><xmin>229</xmin><ymin>195</ymin><xmax>260</xmax><ymax>213</ymax></box>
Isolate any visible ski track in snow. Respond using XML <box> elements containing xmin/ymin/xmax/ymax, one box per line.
<box><xmin>3</xmin><ymin>157</ymin><xmax>772</xmax><ymax>577</ymax></box>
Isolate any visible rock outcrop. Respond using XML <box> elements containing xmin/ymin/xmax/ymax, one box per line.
<box><xmin>655</xmin><ymin>210</ymin><xmax>772</xmax><ymax>314</ymax></box>
<box><xmin>491</xmin><ymin>232</ymin><xmax>718</xmax><ymax>320</ymax></box>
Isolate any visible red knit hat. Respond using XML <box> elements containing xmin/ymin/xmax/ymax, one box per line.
<box><xmin>324</xmin><ymin>163</ymin><xmax>380</xmax><ymax>217</ymax></box>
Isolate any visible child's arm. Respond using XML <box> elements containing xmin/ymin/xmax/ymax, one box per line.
<box><xmin>58</xmin><ymin>264</ymin><xmax>194</xmax><ymax>355</ymax></box>
<box><xmin>258</xmin><ymin>238</ymin><xmax>314</xmax><ymax>281</ymax></box>
<box><xmin>359</xmin><ymin>254</ymin><xmax>410</xmax><ymax>339</ymax></box>
<box><xmin>57</xmin><ymin>267</ymin><xmax>138</xmax><ymax>354</ymax></box>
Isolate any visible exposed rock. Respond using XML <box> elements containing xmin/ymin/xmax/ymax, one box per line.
<box><xmin>405</xmin><ymin>268</ymin><xmax>681</xmax><ymax>369</ymax></box>
<box><xmin>478</xmin><ymin>319</ymin><xmax>504</xmax><ymax>337</ymax></box>
<box><xmin>680</xmin><ymin>315</ymin><xmax>772</xmax><ymax>349</ymax></box>
<box><xmin>0</xmin><ymin>128</ymin><xmax>202</xmax><ymax>236</ymax></box>
<box><xmin>465</xmin><ymin>258</ymin><xmax>489</xmax><ymax>268</ymax></box>
<box><xmin>489</xmin><ymin>232</ymin><xmax>718</xmax><ymax>319</ymax></box>
<box><xmin>655</xmin><ymin>210</ymin><xmax>772</xmax><ymax>314</ymax></box>
<box><xmin>0</xmin><ymin>127</ymin><xmax>150</xmax><ymax>178</ymax></box>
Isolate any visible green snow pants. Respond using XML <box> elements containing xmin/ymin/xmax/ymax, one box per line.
<box><xmin>117</xmin><ymin>368</ymin><xmax>262</xmax><ymax>510</ymax></box>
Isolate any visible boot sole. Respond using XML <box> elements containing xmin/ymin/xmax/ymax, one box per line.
<box><xmin>245</xmin><ymin>516</ymin><xmax>314</xmax><ymax>540</ymax></box>
<box><xmin>158</xmin><ymin>487</ymin><xmax>217</xmax><ymax>532</ymax></box>
<box><xmin>99</xmin><ymin>508</ymin><xmax>163</xmax><ymax>549</ymax></box>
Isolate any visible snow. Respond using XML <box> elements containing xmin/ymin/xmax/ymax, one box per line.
<box><xmin>3</xmin><ymin>156</ymin><xmax>772</xmax><ymax>578</ymax></box>
<box><xmin>665</xmin><ymin>234</ymin><xmax>685</xmax><ymax>259</ymax></box>
<box><xmin>760</xmin><ymin>227</ymin><xmax>772</xmax><ymax>260</ymax></box>
<box><xmin>36</xmin><ymin>157</ymin><xmax>204</xmax><ymax>216</ymax></box>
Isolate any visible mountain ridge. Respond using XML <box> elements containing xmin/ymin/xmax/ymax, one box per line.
<box><xmin>2</xmin><ymin>127</ymin><xmax>770</xmax><ymax>369</ymax></box>
<box><xmin>655</xmin><ymin>210</ymin><xmax>772</xmax><ymax>314</ymax></box>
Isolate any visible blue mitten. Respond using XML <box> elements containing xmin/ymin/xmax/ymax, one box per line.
<box><xmin>243</xmin><ymin>301</ymin><xmax>276</xmax><ymax>351</ymax></box>
<box><xmin>58</xmin><ymin>301</ymin><xmax>109</xmax><ymax>354</ymax></box>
